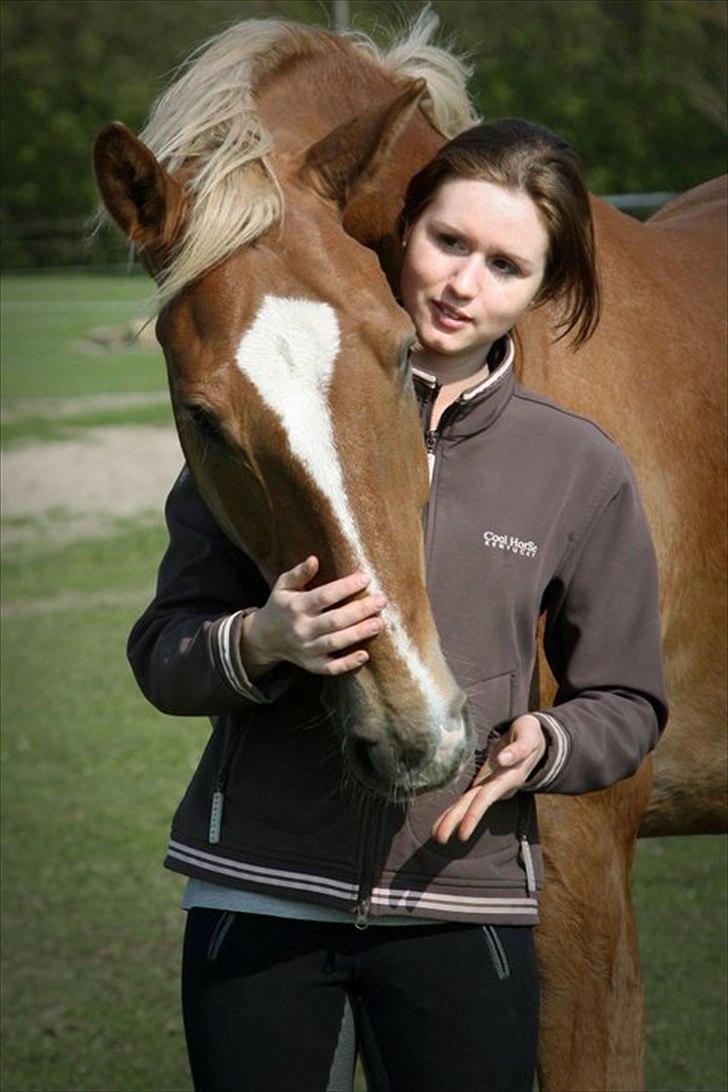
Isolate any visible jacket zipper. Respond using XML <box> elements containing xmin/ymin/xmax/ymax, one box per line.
<box><xmin>423</xmin><ymin>389</ymin><xmax>465</xmax><ymax>563</ymax></box>
<box><xmin>422</xmin><ymin>381</ymin><xmax>439</xmax><ymax>484</ymax></box>
<box><xmin>425</xmin><ymin>427</ymin><xmax>439</xmax><ymax>483</ymax></box>
<box><xmin>354</xmin><ymin>896</ymin><xmax>372</xmax><ymax>930</ymax></box>
<box><xmin>353</xmin><ymin>798</ymin><xmax>387</xmax><ymax>928</ymax></box>
<box><xmin>208</xmin><ymin>718</ymin><xmax>247</xmax><ymax>844</ymax></box>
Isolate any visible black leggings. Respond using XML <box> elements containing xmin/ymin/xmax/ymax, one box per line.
<box><xmin>182</xmin><ymin>909</ymin><xmax>538</xmax><ymax>1092</ymax></box>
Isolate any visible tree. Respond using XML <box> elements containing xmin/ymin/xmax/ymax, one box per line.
<box><xmin>1</xmin><ymin>0</ymin><xmax>725</xmax><ymax>266</ymax></box>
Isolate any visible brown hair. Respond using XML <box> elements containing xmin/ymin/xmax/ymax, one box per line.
<box><xmin>398</xmin><ymin>118</ymin><xmax>600</xmax><ymax>347</ymax></box>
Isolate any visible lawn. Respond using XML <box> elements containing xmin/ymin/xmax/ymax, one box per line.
<box><xmin>1</xmin><ymin>274</ymin><xmax>726</xmax><ymax>1091</ymax></box>
<box><xmin>1</xmin><ymin>272</ymin><xmax>165</xmax><ymax>402</ymax></box>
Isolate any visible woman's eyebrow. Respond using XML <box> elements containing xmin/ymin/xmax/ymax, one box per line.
<box><xmin>429</xmin><ymin>219</ymin><xmax>534</xmax><ymax>269</ymax></box>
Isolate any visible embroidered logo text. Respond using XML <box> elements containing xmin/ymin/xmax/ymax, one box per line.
<box><xmin>483</xmin><ymin>530</ymin><xmax>538</xmax><ymax>559</ymax></box>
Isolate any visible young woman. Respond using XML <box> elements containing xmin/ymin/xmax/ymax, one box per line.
<box><xmin>128</xmin><ymin>119</ymin><xmax>667</xmax><ymax>1092</ymax></box>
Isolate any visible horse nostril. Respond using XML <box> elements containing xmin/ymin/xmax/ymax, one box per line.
<box><xmin>352</xmin><ymin>738</ymin><xmax>379</xmax><ymax>779</ymax></box>
<box><xmin>398</xmin><ymin>745</ymin><xmax>429</xmax><ymax>772</ymax></box>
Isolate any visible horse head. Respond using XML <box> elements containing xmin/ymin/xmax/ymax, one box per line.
<box><xmin>93</xmin><ymin>18</ymin><xmax>476</xmax><ymax>798</ymax></box>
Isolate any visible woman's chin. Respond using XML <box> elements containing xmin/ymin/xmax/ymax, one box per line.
<box><xmin>419</xmin><ymin>327</ymin><xmax>472</xmax><ymax>357</ymax></box>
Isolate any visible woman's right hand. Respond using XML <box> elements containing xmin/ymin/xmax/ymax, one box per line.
<box><xmin>239</xmin><ymin>556</ymin><xmax>388</xmax><ymax>679</ymax></box>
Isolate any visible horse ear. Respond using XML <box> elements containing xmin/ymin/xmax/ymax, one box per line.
<box><xmin>300</xmin><ymin>79</ymin><xmax>428</xmax><ymax>216</ymax></box>
<box><xmin>93</xmin><ymin>122</ymin><xmax>186</xmax><ymax>256</ymax></box>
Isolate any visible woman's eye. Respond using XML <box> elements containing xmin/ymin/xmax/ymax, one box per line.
<box><xmin>437</xmin><ymin>233</ymin><xmax>467</xmax><ymax>254</ymax></box>
<box><xmin>491</xmin><ymin>258</ymin><xmax>520</xmax><ymax>276</ymax></box>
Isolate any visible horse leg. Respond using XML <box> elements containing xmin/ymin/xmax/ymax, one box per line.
<box><xmin>535</xmin><ymin>762</ymin><xmax>653</xmax><ymax>1092</ymax></box>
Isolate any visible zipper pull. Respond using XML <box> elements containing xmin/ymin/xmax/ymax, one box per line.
<box><xmin>354</xmin><ymin>897</ymin><xmax>371</xmax><ymax>930</ymax></box>
<box><xmin>209</xmin><ymin>789</ymin><xmax>224</xmax><ymax>844</ymax></box>
<box><xmin>425</xmin><ymin>430</ymin><xmax>438</xmax><ymax>482</ymax></box>
<box><xmin>520</xmin><ymin>833</ymin><xmax>537</xmax><ymax>897</ymax></box>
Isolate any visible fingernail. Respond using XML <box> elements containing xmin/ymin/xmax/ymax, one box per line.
<box><xmin>500</xmin><ymin>750</ymin><xmax>514</xmax><ymax>765</ymax></box>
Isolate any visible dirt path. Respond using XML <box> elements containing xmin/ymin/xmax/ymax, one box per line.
<box><xmin>1</xmin><ymin>425</ymin><xmax>183</xmax><ymax>548</ymax></box>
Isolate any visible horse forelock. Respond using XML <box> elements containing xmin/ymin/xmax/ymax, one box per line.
<box><xmin>132</xmin><ymin>9</ymin><xmax>476</xmax><ymax>309</ymax></box>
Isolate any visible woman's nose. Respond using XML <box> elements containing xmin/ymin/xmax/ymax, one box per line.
<box><xmin>448</xmin><ymin>256</ymin><xmax>482</xmax><ymax>298</ymax></box>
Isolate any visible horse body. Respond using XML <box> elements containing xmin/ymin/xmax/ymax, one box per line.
<box><xmin>520</xmin><ymin>181</ymin><xmax>727</xmax><ymax>838</ymax></box>
<box><xmin>516</xmin><ymin>182</ymin><xmax>727</xmax><ymax>1087</ymax></box>
<box><xmin>94</xmin><ymin>15</ymin><xmax>726</xmax><ymax>1089</ymax></box>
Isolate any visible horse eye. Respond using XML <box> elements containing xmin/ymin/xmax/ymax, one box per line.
<box><xmin>183</xmin><ymin>403</ymin><xmax>228</xmax><ymax>447</ymax></box>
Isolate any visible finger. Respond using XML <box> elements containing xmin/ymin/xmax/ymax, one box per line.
<box><xmin>458</xmin><ymin>769</ymin><xmax>527</xmax><ymax>837</ymax></box>
<box><xmin>431</xmin><ymin>786</ymin><xmax>481</xmax><ymax>844</ymax></box>
<box><xmin>301</xmin><ymin>570</ymin><xmax>371</xmax><ymax>612</ymax></box>
<box><xmin>456</xmin><ymin>784</ymin><xmax>502</xmax><ymax>841</ymax></box>
<box><xmin>308</xmin><ymin>593</ymin><xmax>388</xmax><ymax>638</ymax></box>
<box><xmin>471</xmin><ymin>758</ymin><xmax>496</xmax><ymax>786</ymax></box>
<box><xmin>495</xmin><ymin>740</ymin><xmax>538</xmax><ymax>768</ymax></box>
<box><xmin>433</xmin><ymin>768</ymin><xmax>524</xmax><ymax>844</ymax></box>
<box><xmin>276</xmin><ymin>555</ymin><xmax>319</xmax><ymax>591</ymax></box>
<box><xmin>311</xmin><ymin>615</ymin><xmax>384</xmax><ymax>655</ymax></box>
<box><xmin>315</xmin><ymin>649</ymin><xmax>369</xmax><ymax>676</ymax></box>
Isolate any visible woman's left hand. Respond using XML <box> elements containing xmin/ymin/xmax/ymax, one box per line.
<box><xmin>432</xmin><ymin>714</ymin><xmax>547</xmax><ymax>844</ymax></box>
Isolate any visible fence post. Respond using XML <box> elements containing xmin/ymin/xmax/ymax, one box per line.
<box><xmin>332</xmin><ymin>0</ymin><xmax>350</xmax><ymax>33</ymax></box>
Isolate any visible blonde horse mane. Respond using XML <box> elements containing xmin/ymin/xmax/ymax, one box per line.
<box><xmin>135</xmin><ymin>8</ymin><xmax>477</xmax><ymax>307</ymax></box>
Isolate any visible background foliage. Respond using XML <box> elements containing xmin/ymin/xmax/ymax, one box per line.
<box><xmin>1</xmin><ymin>0</ymin><xmax>726</xmax><ymax>265</ymax></box>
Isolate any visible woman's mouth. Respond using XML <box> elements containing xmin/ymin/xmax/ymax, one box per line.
<box><xmin>429</xmin><ymin>299</ymin><xmax>473</xmax><ymax>330</ymax></box>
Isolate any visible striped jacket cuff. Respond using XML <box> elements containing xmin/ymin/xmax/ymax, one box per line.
<box><xmin>210</xmin><ymin>609</ymin><xmax>291</xmax><ymax>705</ymax></box>
<box><xmin>522</xmin><ymin>711</ymin><xmax>571</xmax><ymax>791</ymax></box>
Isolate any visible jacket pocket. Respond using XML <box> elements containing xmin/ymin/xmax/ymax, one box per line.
<box><xmin>481</xmin><ymin>924</ymin><xmax>510</xmax><ymax>980</ymax></box>
<box><xmin>405</xmin><ymin>669</ymin><xmax>515</xmax><ymax>859</ymax></box>
<box><xmin>206</xmin><ymin>910</ymin><xmax>236</xmax><ymax>962</ymax></box>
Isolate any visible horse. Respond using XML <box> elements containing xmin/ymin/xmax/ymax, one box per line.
<box><xmin>93</xmin><ymin>13</ymin><xmax>727</xmax><ymax>1090</ymax></box>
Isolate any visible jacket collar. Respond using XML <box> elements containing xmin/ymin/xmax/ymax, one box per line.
<box><xmin>411</xmin><ymin>333</ymin><xmax>516</xmax><ymax>438</ymax></box>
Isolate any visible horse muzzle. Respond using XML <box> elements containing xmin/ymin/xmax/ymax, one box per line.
<box><xmin>342</xmin><ymin>689</ymin><xmax>472</xmax><ymax>798</ymax></box>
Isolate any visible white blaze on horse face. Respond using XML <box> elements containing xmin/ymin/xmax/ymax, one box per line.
<box><xmin>234</xmin><ymin>295</ymin><xmax>460</xmax><ymax>760</ymax></box>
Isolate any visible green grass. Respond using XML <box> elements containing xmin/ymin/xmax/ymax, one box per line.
<box><xmin>1</xmin><ymin>519</ymin><xmax>168</xmax><ymax>602</ymax></box>
<box><xmin>1</xmin><ymin>400</ymin><xmax>174</xmax><ymax>448</ymax></box>
<box><xmin>1</xmin><ymin>598</ymin><xmax>202</xmax><ymax>1092</ymax></box>
<box><xmin>1</xmin><ymin>519</ymin><xmax>194</xmax><ymax>1091</ymax></box>
<box><xmin>635</xmin><ymin>836</ymin><xmax>728</xmax><ymax>1091</ymax></box>
<box><xmin>1</xmin><ymin>273</ymin><xmax>166</xmax><ymax>401</ymax></box>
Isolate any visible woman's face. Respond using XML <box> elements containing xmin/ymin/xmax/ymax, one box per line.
<box><xmin>400</xmin><ymin>177</ymin><xmax>550</xmax><ymax>371</ymax></box>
